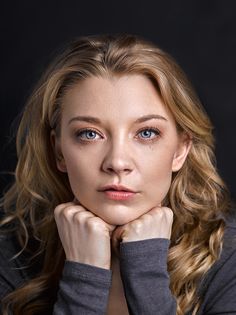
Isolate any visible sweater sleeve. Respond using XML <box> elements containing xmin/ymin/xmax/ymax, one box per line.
<box><xmin>53</xmin><ymin>260</ymin><xmax>112</xmax><ymax>315</ymax></box>
<box><xmin>119</xmin><ymin>238</ymin><xmax>177</xmax><ymax>315</ymax></box>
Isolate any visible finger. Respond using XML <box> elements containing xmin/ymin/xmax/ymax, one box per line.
<box><xmin>151</xmin><ymin>206</ymin><xmax>174</xmax><ymax>219</ymax></box>
<box><xmin>145</xmin><ymin>205</ymin><xmax>164</xmax><ymax>216</ymax></box>
<box><xmin>58</xmin><ymin>206</ymin><xmax>85</xmax><ymax>224</ymax></box>
<box><xmin>72</xmin><ymin>209</ymin><xmax>95</xmax><ymax>223</ymax></box>
<box><xmin>54</xmin><ymin>202</ymin><xmax>75</xmax><ymax>217</ymax></box>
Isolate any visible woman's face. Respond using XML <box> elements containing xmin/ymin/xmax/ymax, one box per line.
<box><xmin>53</xmin><ymin>74</ymin><xmax>190</xmax><ymax>225</ymax></box>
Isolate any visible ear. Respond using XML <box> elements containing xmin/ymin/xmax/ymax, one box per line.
<box><xmin>50</xmin><ymin>130</ymin><xmax>67</xmax><ymax>173</ymax></box>
<box><xmin>172</xmin><ymin>133</ymin><xmax>192</xmax><ymax>172</ymax></box>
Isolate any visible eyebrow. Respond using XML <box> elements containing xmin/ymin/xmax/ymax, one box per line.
<box><xmin>68</xmin><ymin>114</ymin><xmax>168</xmax><ymax>125</ymax></box>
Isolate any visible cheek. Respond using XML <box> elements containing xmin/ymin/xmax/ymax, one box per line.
<box><xmin>62</xmin><ymin>147</ymin><xmax>97</xmax><ymax>193</ymax></box>
<box><xmin>144</xmin><ymin>151</ymin><xmax>174</xmax><ymax>201</ymax></box>
<box><xmin>145</xmin><ymin>144</ymin><xmax>174</xmax><ymax>173</ymax></box>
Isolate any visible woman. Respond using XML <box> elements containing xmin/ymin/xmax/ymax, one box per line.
<box><xmin>0</xmin><ymin>34</ymin><xmax>235</xmax><ymax>315</ymax></box>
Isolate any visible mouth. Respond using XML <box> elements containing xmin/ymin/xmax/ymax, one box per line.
<box><xmin>98</xmin><ymin>184</ymin><xmax>136</xmax><ymax>193</ymax></box>
<box><xmin>98</xmin><ymin>184</ymin><xmax>138</xmax><ymax>200</ymax></box>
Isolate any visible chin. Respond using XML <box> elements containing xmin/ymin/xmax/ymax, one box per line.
<box><xmin>101</xmin><ymin>211</ymin><xmax>137</xmax><ymax>226</ymax></box>
<box><xmin>86</xmin><ymin>202</ymin><xmax>146</xmax><ymax>226</ymax></box>
<box><xmin>105</xmin><ymin>217</ymin><xmax>131</xmax><ymax>226</ymax></box>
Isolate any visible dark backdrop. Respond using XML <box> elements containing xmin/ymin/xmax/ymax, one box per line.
<box><xmin>1</xmin><ymin>0</ymin><xmax>236</xmax><ymax>201</ymax></box>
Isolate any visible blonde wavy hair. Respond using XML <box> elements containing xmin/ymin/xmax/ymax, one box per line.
<box><xmin>1</xmin><ymin>34</ymin><xmax>230</xmax><ymax>315</ymax></box>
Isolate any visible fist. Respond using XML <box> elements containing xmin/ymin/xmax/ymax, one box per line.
<box><xmin>111</xmin><ymin>206</ymin><xmax>173</xmax><ymax>251</ymax></box>
<box><xmin>54</xmin><ymin>201</ymin><xmax>116</xmax><ymax>269</ymax></box>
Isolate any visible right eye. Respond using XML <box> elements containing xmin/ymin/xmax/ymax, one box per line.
<box><xmin>75</xmin><ymin>128</ymin><xmax>102</xmax><ymax>142</ymax></box>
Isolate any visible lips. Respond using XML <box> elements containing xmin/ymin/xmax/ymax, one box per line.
<box><xmin>98</xmin><ymin>185</ymin><xmax>136</xmax><ymax>201</ymax></box>
<box><xmin>98</xmin><ymin>184</ymin><xmax>136</xmax><ymax>193</ymax></box>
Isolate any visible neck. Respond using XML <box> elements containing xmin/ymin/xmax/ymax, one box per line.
<box><xmin>110</xmin><ymin>245</ymin><xmax>120</xmax><ymax>271</ymax></box>
<box><xmin>106</xmin><ymin>244</ymin><xmax>129</xmax><ymax>315</ymax></box>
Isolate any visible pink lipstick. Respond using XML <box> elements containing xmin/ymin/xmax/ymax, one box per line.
<box><xmin>103</xmin><ymin>190</ymin><xmax>136</xmax><ymax>200</ymax></box>
<box><xmin>98</xmin><ymin>184</ymin><xmax>137</xmax><ymax>200</ymax></box>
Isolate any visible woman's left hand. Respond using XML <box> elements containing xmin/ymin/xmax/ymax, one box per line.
<box><xmin>111</xmin><ymin>206</ymin><xmax>173</xmax><ymax>252</ymax></box>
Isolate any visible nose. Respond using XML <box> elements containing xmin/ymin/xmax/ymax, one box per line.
<box><xmin>101</xmin><ymin>138</ymin><xmax>134</xmax><ymax>175</ymax></box>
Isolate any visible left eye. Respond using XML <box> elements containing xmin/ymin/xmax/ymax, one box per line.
<box><xmin>138</xmin><ymin>128</ymin><xmax>160</xmax><ymax>139</ymax></box>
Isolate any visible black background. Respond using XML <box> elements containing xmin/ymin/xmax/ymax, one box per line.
<box><xmin>0</xmin><ymin>0</ymin><xmax>236</xmax><ymax>201</ymax></box>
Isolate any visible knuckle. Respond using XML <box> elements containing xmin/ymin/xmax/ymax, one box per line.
<box><xmin>73</xmin><ymin>211</ymin><xmax>86</xmax><ymax>223</ymax></box>
<box><xmin>61</xmin><ymin>206</ymin><xmax>76</xmax><ymax>217</ymax></box>
<box><xmin>54</xmin><ymin>202</ymin><xmax>77</xmax><ymax>216</ymax></box>
<box><xmin>133</xmin><ymin>220</ymin><xmax>143</xmax><ymax>232</ymax></box>
<box><xmin>142</xmin><ymin>213</ymin><xmax>152</xmax><ymax>224</ymax></box>
<box><xmin>59</xmin><ymin>205</ymin><xmax>83</xmax><ymax>221</ymax></box>
<box><xmin>163</xmin><ymin>207</ymin><xmax>174</xmax><ymax>220</ymax></box>
<box><xmin>86</xmin><ymin>217</ymin><xmax>104</xmax><ymax>231</ymax></box>
<box><xmin>73</xmin><ymin>209</ymin><xmax>93</xmax><ymax>222</ymax></box>
<box><xmin>54</xmin><ymin>204</ymin><xmax>66</xmax><ymax>217</ymax></box>
<box><xmin>153</xmin><ymin>208</ymin><xmax>165</xmax><ymax>218</ymax></box>
<box><xmin>56</xmin><ymin>208</ymin><xmax>74</xmax><ymax>224</ymax></box>
<box><xmin>152</xmin><ymin>207</ymin><xmax>173</xmax><ymax>222</ymax></box>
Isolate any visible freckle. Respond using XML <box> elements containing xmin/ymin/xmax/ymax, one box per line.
<box><xmin>148</xmin><ymin>145</ymin><xmax>155</xmax><ymax>151</ymax></box>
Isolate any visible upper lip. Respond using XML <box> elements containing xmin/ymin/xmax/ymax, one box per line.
<box><xmin>99</xmin><ymin>184</ymin><xmax>136</xmax><ymax>193</ymax></box>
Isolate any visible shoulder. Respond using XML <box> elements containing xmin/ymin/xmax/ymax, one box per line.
<box><xmin>0</xmin><ymin>227</ymin><xmax>43</xmax><ymax>298</ymax></box>
<box><xmin>0</xmin><ymin>230</ymin><xmax>19</xmax><ymax>262</ymax></box>
<box><xmin>0</xmin><ymin>210</ymin><xmax>24</xmax><ymax>265</ymax></box>
<box><xmin>221</xmin><ymin>207</ymin><xmax>236</xmax><ymax>257</ymax></box>
<box><xmin>197</xmin><ymin>209</ymin><xmax>236</xmax><ymax>312</ymax></box>
<box><xmin>0</xmin><ymin>230</ymin><xmax>26</xmax><ymax>297</ymax></box>
<box><xmin>221</xmin><ymin>209</ymin><xmax>236</xmax><ymax>270</ymax></box>
<box><xmin>210</xmin><ymin>208</ymin><xmax>236</xmax><ymax>274</ymax></box>
<box><xmin>224</xmin><ymin>207</ymin><xmax>236</xmax><ymax>232</ymax></box>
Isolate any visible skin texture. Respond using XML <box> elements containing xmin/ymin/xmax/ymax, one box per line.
<box><xmin>52</xmin><ymin>74</ymin><xmax>191</xmax><ymax>269</ymax></box>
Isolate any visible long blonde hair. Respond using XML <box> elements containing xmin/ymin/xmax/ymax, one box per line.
<box><xmin>1</xmin><ymin>34</ymin><xmax>230</xmax><ymax>314</ymax></box>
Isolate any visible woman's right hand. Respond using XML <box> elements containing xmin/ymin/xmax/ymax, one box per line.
<box><xmin>54</xmin><ymin>201</ymin><xmax>116</xmax><ymax>270</ymax></box>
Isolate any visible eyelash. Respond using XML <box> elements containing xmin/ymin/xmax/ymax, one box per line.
<box><xmin>136</xmin><ymin>127</ymin><xmax>161</xmax><ymax>142</ymax></box>
<box><xmin>75</xmin><ymin>128</ymin><xmax>99</xmax><ymax>142</ymax></box>
<box><xmin>75</xmin><ymin>127</ymin><xmax>161</xmax><ymax>143</ymax></box>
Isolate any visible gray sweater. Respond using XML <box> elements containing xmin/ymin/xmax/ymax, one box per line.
<box><xmin>1</xmin><ymin>216</ymin><xmax>236</xmax><ymax>314</ymax></box>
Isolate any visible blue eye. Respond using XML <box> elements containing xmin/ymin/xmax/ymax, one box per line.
<box><xmin>76</xmin><ymin>129</ymin><xmax>101</xmax><ymax>140</ymax></box>
<box><xmin>138</xmin><ymin>128</ymin><xmax>160</xmax><ymax>139</ymax></box>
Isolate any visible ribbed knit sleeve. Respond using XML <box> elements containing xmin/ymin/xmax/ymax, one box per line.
<box><xmin>53</xmin><ymin>261</ymin><xmax>112</xmax><ymax>315</ymax></box>
<box><xmin>119</xmin><ymin>238</ymin><xmax>177</xmax><ymax>315</ymax></box>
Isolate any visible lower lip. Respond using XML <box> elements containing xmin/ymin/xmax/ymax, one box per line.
<box><xmin>102</xmin><ymin>190</ymin><xmax>136</xmax><ymax>200</ymax></box>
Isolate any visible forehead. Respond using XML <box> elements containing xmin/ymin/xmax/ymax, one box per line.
<box><xmin>61</xmin><ymin>74</ymin><xmax>175</xmax><ymax>124</ymax></box>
